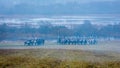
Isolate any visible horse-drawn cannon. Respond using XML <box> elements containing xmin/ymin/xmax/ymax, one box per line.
<box><xmin>24</xmin><ymin>39</ymin><xmax>45</xmax><ymax>46</ymax></box>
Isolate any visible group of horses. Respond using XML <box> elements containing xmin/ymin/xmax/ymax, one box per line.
<box><xmin>57</xmin><ymin>37</ymin><xmax>97</xmax><ymax>45</ymax></box>
<box><xmin>24</xmin><ymin>39</ymin><xmax>45</xmax><ymax>46</ymax></box>
<box><xmin>24</xmin><ymin>37</ymin><xmax>97</xmax><ymax>46</ymax></box>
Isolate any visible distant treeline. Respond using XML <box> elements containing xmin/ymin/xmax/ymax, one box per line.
<box><xmin>0</xmin><ymin>20</ymin><xmax>120</xmax><ymax>41</ymax></box>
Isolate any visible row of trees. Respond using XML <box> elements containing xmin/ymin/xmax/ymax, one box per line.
<box><xmin>0</xmin><ymin>20</ymin><xmax>120</xmax><ymax>41</ymax></box>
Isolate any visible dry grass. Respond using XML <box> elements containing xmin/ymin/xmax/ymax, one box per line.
<box><xmin>0</xmin><ymin>56</ymin><xmax>120</xmax><ymax>68</ymax></box>
<box><xmin>0</xmin><ymin>49</ymin><xmax>120</xmax><ymax>68</ymax></box>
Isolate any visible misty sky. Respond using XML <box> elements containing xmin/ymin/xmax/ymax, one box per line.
<box><xmin>0</xmin><ymin>0</ymin><xmax>120</xmax><ymax>15</ymax></box>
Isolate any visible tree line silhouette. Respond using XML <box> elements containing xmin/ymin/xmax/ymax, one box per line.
<box><xmin>0</xmin><ymin>20</ymin><xmax>120</xmax><ymax>41</ymax></box>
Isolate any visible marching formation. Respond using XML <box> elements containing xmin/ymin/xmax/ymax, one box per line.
<box><xmin>24</xmin><ymin>37</ymin><xmax>97</xmax><ymax>46</ymax></box>
<box><xmin>57</xmin><ymin>37</ymin><xmax>97</xmax><ymax>45</ymax></box>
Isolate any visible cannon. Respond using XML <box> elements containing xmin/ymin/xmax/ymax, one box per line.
<box><xmin>24</xmin><ymin>39</ymin><xmax>45</xmax><ymax>46</ymax></box>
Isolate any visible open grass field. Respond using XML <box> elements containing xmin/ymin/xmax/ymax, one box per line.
<box><xmin>0</xmin><ymin>41</ymin><xmax>120</xmax><ymax>68</ymax></box>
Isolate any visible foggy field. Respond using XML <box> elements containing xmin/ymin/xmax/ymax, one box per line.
<box><xmin>0</xmin><ymin>41</ymin><xmax>120</xmax><ymax>53</ymax></box>
<box><xmin>0</xmin><ymin>0</ymin><xmax>120</xmax><ymax>67</ymax></box>
<box><xmin>0</xmin><ymin>41</ymin><xmax>120</xmax><ymax>68</ymax></box>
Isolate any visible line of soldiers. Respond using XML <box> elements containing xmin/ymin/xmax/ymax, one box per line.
<box><xmin>24</xmin><ymin>39</ymin><xmax>45</xmax><ymax>46</ymax></box>
<box><xmin>24</xmin><ymin>37</ymin><xmax>97</xmax><ymax>46</ymax></box>
<box><xmin>57</xmin><ymin>37</ymin><xmax>97</xmax><ymax>45</ymax></box>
